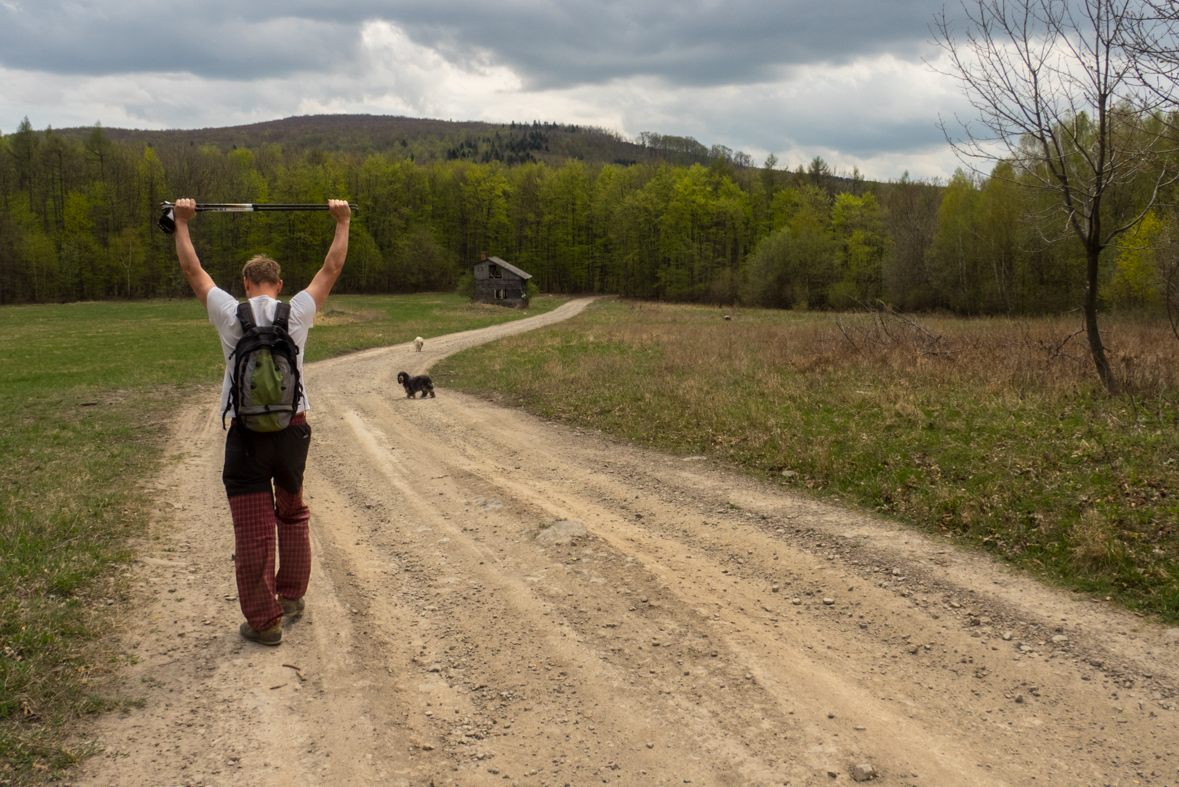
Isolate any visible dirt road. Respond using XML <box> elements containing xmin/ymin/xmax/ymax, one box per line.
<box><xmin>76</xmin><ymin>297</ymin><xmax>1179</xmax><ymax>787</ymax></box>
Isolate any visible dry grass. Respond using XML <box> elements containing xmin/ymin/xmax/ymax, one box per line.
<box><xmin>438</xmin><ymin>301</ymin><xmax>1179</xmax><ymax>620</ymax></box>
<box><xmin>1071</xmin><ymin>510</ymin><xmax>1125</xmax><ymax>570</ymax></box>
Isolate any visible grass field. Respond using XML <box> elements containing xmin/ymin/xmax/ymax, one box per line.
<box><xmin>0</xmin><ymin>292</ymin><xmax>564</xmax><ymax>785</ymax></box>
<box><xmin>435</xmin><ymin>300</ymin><xmax>1179</xmax><ymax>621</ymax></box>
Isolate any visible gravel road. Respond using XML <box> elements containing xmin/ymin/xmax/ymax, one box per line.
<box><xmin>74</xmin><ymin>297</ymin><xmax>1179</xmax><ymax>787</ymax></box>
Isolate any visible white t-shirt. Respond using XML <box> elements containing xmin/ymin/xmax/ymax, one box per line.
<box><xmin>207</xmin><ymin>288</ymin><xmax>316</xmax><ymax>417</ymax></box>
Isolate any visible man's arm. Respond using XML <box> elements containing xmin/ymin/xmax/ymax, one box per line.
<box><xmin>303</xmin><ymin>200</ymin><xmax>352</xmax><ymax>310</ymax></box>
<box><xmin>172</xmin><ymin>198</ymin><xmax>217</xmax><ymax>308</ymax></box>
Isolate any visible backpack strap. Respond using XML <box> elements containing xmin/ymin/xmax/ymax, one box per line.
<box><xmin>236</xmin><ymin>301</ymin><xmax>257</xmax><ymax>332</ymax></box>
<box><xmin>273</xmin><ymin>301</ymin><xmax>291</xmax><ymax>332</ymax></box>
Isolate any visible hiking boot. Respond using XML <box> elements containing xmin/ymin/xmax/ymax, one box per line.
<box><xmin>278</xmin><ymin>595</ymin><xmax>305</xmax><ymax>618</ymax></box>
<box><xmin>239</xmin><ymin>621</ymin><xmax>282</xmax><ymax>646</ymax></box>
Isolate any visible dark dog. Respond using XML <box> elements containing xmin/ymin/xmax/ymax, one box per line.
<box><xmin>397</xmin><ymin>371</ymin><xmax>435</xmax><ymax>398</ymax></box>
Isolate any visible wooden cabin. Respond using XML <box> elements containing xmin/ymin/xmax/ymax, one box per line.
<box><xmin>472</xmin><ymin>254</ymin><xmax>532</xmax><ymax>307</ymax></box>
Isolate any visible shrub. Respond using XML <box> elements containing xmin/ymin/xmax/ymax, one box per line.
<box><xmin>455</xmin><ymin>271</ymin><xmax>475</xmax><ymax>299</ymax></box>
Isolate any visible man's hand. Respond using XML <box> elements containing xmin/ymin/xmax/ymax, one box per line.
<box><xmin>328</xmin><ymin>199</ymin><xmax>352</xmax><ymax>223</ymax></box>
<box><xmin>174</xmin><ymin>197</ymin><xmax>197</xmax><ymax>224</ymax></box>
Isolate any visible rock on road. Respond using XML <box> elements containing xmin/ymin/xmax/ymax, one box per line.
<box><xmin>76</xmin><ymin>297</ymin><xmax>1179</xmax><ymax>787</ymax></box>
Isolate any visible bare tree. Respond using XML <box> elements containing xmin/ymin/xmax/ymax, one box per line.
<box><xmin>1125</xmin><ymin>1</ymin><xmax>1179</xmax><ymax>106</ymax></box>
<box><xmin>932</xmin><ymin>0</ymin><xmax>1176</xmax><ymax>394</ymax></box>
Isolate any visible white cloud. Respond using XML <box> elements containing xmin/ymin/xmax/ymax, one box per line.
<box><xmin>345</xmin><ymin>21</ymin><xmax>524</xmax><ymax>117</ymax></box>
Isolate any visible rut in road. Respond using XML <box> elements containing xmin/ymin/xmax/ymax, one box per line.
<box><xmin>76</xmin><ymin>297</ymin><xmax>1179</xmax><ymax>787</ymax></box>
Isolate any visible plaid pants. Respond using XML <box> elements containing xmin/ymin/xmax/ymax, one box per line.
<box><xmin>223</xmin><ymin>415</ymin><xmax>312</xmax><ymax>631</ymax></box>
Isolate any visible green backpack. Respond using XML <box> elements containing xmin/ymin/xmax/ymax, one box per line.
<box><xmin>223</xmin><ymin>301</ymin><xmax>303</xmax><ymax>432</ymax></box>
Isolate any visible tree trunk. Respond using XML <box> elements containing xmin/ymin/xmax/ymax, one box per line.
<box><xmin>1084</xmin><ymin>244</ymin><xmax>1120</xmax><ymax>394</ymax></box>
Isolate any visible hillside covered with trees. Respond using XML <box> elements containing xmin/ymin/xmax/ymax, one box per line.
<box><xmin>0</xmin><ymin>113</ymin><xmax>1175</xmax><ymax>322</ymax></box>
<box><xmin>52</xmin><ymin>115</ymin><xmax>724</xmax><ymax>170</ymax></box>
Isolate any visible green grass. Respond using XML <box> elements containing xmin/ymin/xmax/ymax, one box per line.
<box><xmin>435</xmin><ymin>301</ymin><xmax>1179</xmax><ymax>621</ymax></box>
<box><xmin>0</xmin><ymin>292</ymin><xmax>563</xmax><ymax>785</ymax></box>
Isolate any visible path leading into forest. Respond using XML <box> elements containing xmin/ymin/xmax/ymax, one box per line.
<box><xmin>76</xmin><ymin>297</ymin><xmax>1179</xmax><ymax>787</ymax></box>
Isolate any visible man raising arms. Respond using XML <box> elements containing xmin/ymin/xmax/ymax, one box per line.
<box><xmin>172</xmin><ymin>197</ymin><xmax>352</xmax><ymax>645</ymax></box>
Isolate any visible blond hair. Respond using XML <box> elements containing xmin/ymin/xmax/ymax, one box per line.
<box><xmin>242</xmin><ymin>255</ymin><xmax>281</xmax><ymax>286</ymax></box>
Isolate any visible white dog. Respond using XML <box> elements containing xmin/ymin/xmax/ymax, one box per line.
<box><xmin>414</xmin><ymin>336</ymin><xmax>424</xmax><ymax>352</ymax></box>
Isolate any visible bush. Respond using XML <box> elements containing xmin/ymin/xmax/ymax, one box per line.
<box><xmin>455</xmin><ymin>271</ymin><xmax>475</xmax><ymax>299</ymax></box>
<box><xmin>903</xmin><ymin>284</ymin><xmax>940</xmax><ymax>312</ymax></box>
<box><xmin>826</xmin><ymin>281</ymin><xmax>859</xmax><ymax>310</ymax></box>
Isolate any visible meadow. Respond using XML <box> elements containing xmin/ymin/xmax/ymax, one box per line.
<box><xmin>4</xmin><ymin>294</ymin><xmax>1178</xmax><ymax>783</ymax></box>
<box><xmin>435</xmin><ymin>300</ymin><xmax>1179</xmax><ymax>621</ymax></box>
<box><xmin>0</xmin><ymin>293</ymin><xmax>564</xmax><ymax>784</ymax></box>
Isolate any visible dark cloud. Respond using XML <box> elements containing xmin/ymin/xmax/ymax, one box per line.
<box><xmin>391</xmin><ymin>0</ymin><xmax>940</xmax><ymax>89</ymax></box>
<box><xmin>0</xmin><ymin>1</ymin><xmax>939</xmax><ymax>86</ymax></box>
<box><xmin>0</xmin><ymin>3</ymin><xmax>357</xmax><ymax>79</ymax></box>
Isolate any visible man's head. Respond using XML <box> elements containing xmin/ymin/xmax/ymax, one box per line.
<box><xmin>242</xmin><ymin>255</ymin><xmax>282</xmax><ymax>297</ymax></box>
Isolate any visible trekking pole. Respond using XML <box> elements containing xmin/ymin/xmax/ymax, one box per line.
<box><xmin>157</xmin><ymin>201</ymin><xmax>359</xmax><ymax>234</ymax></box>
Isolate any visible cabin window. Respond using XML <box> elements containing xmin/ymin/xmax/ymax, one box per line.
<box><xmin>489</xmin><ymin>264</ymin><xmax>502</xmax><ymax>279</ymax></box>
<box><xmin>495</xmin><ymin>289</ymin><xmax>507</xmax><ymax>299</ymax></box>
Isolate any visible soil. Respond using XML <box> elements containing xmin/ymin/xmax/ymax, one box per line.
<box><xmin>73</xmin><ymin>297</ymin><xmax>1179</xmax><ymax>787</ymax></box>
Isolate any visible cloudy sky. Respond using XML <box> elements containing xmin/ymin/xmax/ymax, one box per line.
<box><xmin>0</xmin><ymin>0</ymin><xmax>974</xmax><ymax>180</ymax></box>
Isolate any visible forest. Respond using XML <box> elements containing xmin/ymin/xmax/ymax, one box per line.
<box><xmin>0</xmin><ymin>114</ymin><xmax>1175</xmax><ymax>318</ymax></box>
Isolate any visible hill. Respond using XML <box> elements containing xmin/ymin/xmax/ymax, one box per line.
<box><xmin>53</xmin><ymin>114</ymin><xmax>725</xmax><ymax>169</ymax></box>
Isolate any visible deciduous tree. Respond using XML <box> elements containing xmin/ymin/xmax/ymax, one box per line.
<box><xmin>934</xmin><ymin>0</ymin><xmax>1176</xmax><ymax>392</ymax></box>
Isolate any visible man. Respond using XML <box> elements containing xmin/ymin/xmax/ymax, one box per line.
<box><xmin>172</xmin><ymin>197</ymin><xmax>352</xmax><ymax>645</ymax></box>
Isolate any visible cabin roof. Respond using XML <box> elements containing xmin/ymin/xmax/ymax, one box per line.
<box><xmin>476</xmin><ymin>256</ymin><xmax>532</xmax><ymax>280</ymax></box>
